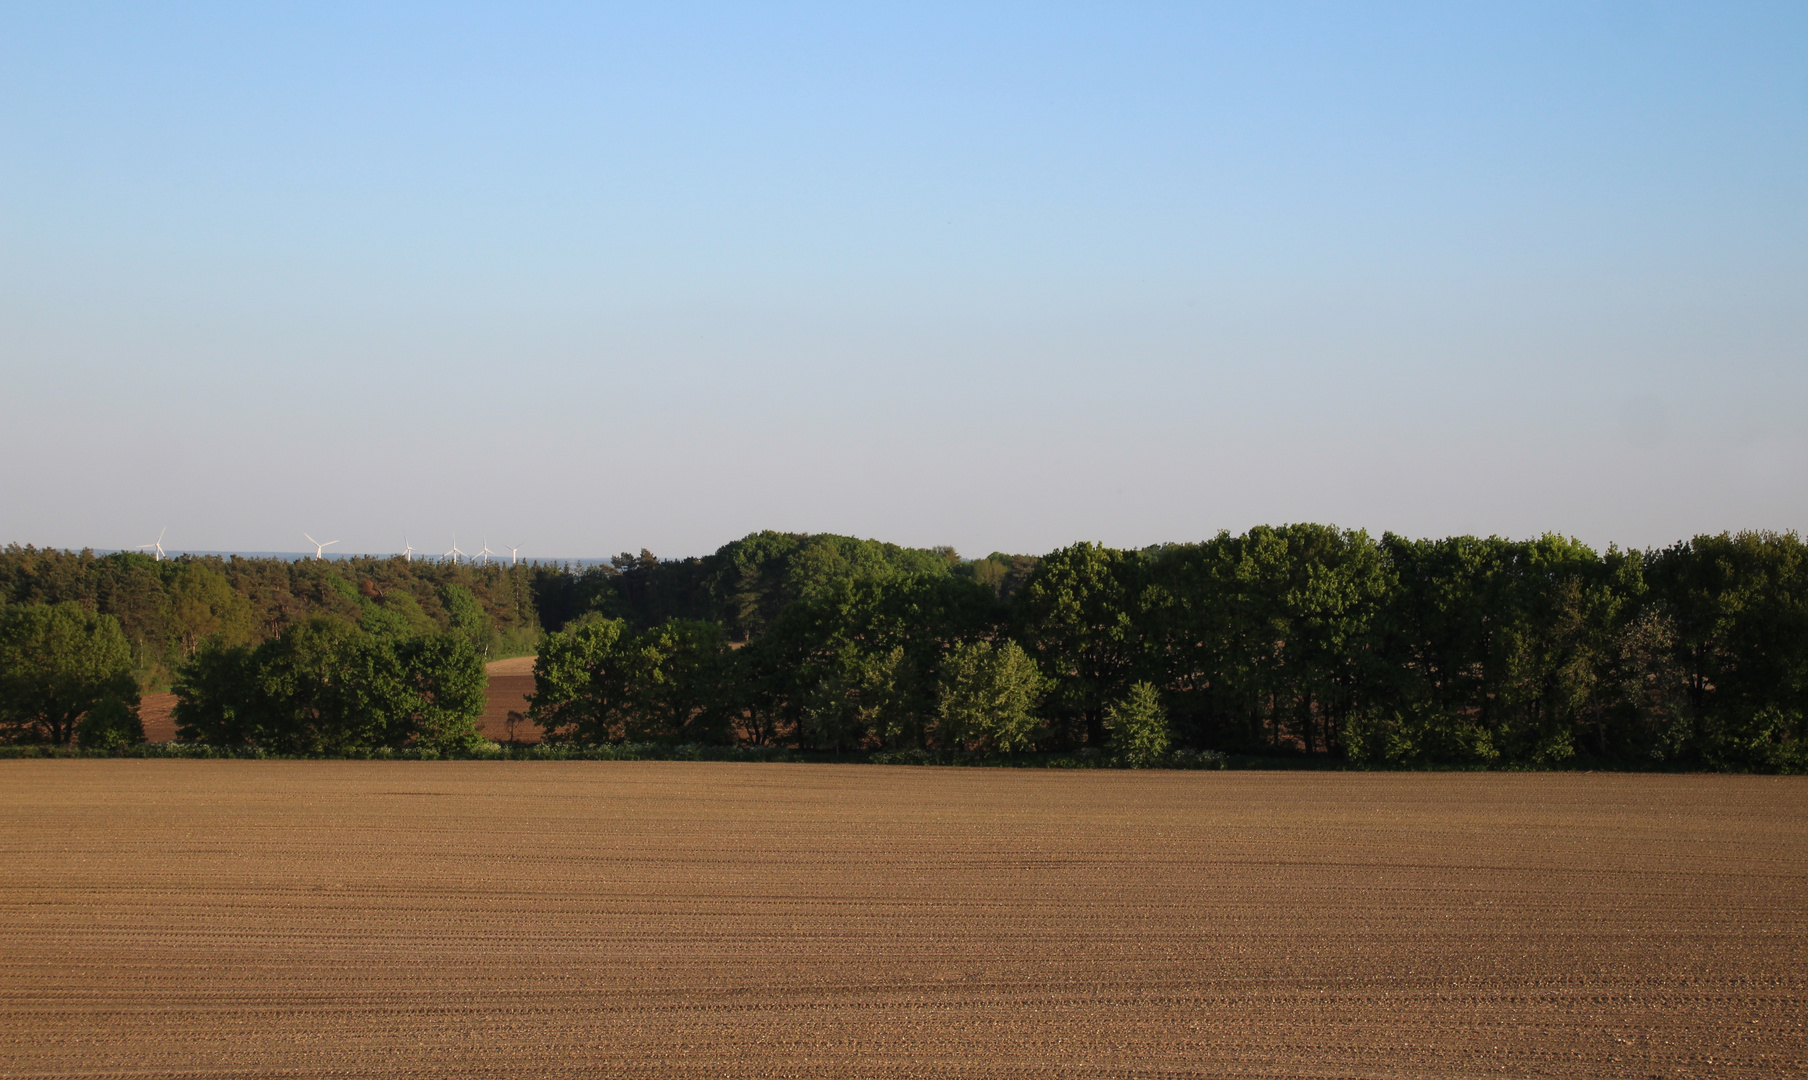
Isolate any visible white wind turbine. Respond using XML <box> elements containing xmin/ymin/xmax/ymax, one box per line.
<box><xmin>476</xmin><ymin>537</ymin><xmax>498</xmax><ymax>565</ymax></box>
<box><xmin>400</xmin><ymin>536</ymin><xmax>417</xmax><ymax>561</ymax></box>
<box><xmin>137</xmin><ymin>528</ymin><xmax>168</xmax><ymax>561</ymax></box>
<box><xmin>444</xmin><ymin>533</ymin><xmax>466</xmax><ymax>564</ymax></box>
<box><xmin>507</xmin><ymin>542</ymin><xmax>524</xmax><ymax>566</ymax></box>
<box><xmin>303</xmin><ymin>533</ymin><xmax>339</xmax><ymax>560</ymax></box>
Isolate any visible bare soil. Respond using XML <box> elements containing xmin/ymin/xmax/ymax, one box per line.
<box><xmin>1</xmin><ymin>765</ymin><xmax>1802</xmax><ymax>1078</ymax></box>
<box><xmin>477</xmin><ymin>655</ymin><xmax>536</xmax><ymax>743</ymax></box>
<box><xmin>136</xmin><ymin>691</ymin><xmax>177</xmax><ymax>741</ymax></box>
<box><xmin>135</xmin><ymin>656</ymin><xmax>539</xmax><ymax>744</ymax></box>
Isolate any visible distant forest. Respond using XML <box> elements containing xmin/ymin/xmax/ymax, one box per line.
<box><xmin>1</xmin><ymin>527</ymin><xmax>1804</xmax><ymax>770</ymax></box>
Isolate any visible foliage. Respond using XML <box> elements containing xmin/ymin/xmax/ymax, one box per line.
<box><xmin>0</xmin><ymin>602</ymin><xmax>141</xmax><ymax>746</ymax></box>
<box><xmin>440</xmin><ymin>584</ymin><xmax>490</xmax><ymax>649</ymax></box>
<box><xmin>528</xmin><ymin>617</ymin><xmax>731</xmax><ymax>744</ymax></box>
<box><xmin>790</xmin><ymin>643</ymin><xmax>906</xmax><ymax>751</ymax></box>
<box><xmin>163</xmin><ymin>562</ymin><xmax>257</xmax><ymax>657</ymax></box>
<box><xmin>172</xmin><ymin>617</ymin><xmax>487</xmax><ymax>754</ymax></box>
<box><xmin>0</xmin><ymin>740</ymin><xmax>1231</xmax><ymax>766</ymax></box>
<box><xmin>1012</xmin><ymin>542</ymin><xmax>1148</xmax><ymax>746</ymax></box>
<box><xmin>5</xmin><ymin>527</ymin><xmax>1806</xmax><ymax>770</ymax></box>
<box><xmin>953</xmin><ymin>552</ymin><xmax>1040</xmax><ymax>601</ymax></box>
<box><xmin>525</xmin><ymin>617</ymin><xmax>627</xmax><ymax>740</ymax></box>
<box><xmin>1141</xmin><ymin>524</ymin><xmax>1390</xmax><ymax>756</ymax></box>
<box><xmin>1103</xmin><ymin>682</ymin><xmax>1171</xmax><ymax>766</ymax></box>
<box><xmin>703</xmin><ymin>531</ymin><xmax>960</xmax><ymax>640</ymax></box>
<box><xmin>0</xmin><ymin>546</ymin><xmax>535</xmax><ymax>688</ymax></box>
<box><xmin>739</xmin><ymin>570</ymin><xmax>999</xmax><ymax>750</ymax></box>
<box><xmin>936</xmin><ymin>640</ymin><xmax>1048</xmax><ymax>752</ymax></box>
<box><xmin>1645</xmin><ymin>532</ymin><xmax>1808</xmax><ymax>769</ymax></box>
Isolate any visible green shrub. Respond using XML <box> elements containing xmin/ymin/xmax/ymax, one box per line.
<box><xmin>1103</xmin><ymin>682</ymin><xmax>1170</xmax><ymax>767</ymax></box>
<box><xmin>935</xmin><ymin>640</ymin><xmax>1048</xmax><ymax>753</ymax></box>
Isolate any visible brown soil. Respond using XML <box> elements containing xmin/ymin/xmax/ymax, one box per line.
<box><xmin>477</xmin><ymin>655</ymin><xmax>536</xmax><ymax>743</ymax></box>
<box><xmin>137</xmin><ymin>691</ymin><xmax>178</xmax><ymax>741</ymax></box>
<box><xmin>136</xmin><ymin>657</ymin><xmax>540</xmax><ymax>744</ymax></box>
<box><xmin>1</xmin><ymin>765</ymin><xmax>1802</xmax><ymax>1078</ymax></box>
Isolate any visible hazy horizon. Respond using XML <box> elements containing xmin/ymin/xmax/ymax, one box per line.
<box><xmin>5</xmin><ymin>3</ymin><xmax>1804</xmax><ymax>560</ymax></box>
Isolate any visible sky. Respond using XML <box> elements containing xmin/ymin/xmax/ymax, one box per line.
<box><xmin>2</xmin><ymin>2</ymin><xmax>1805</xmax><ymax>560</ymax></box>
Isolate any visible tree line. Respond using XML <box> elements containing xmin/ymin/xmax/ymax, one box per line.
<box><xmin>1</xmin><ymin>528</ymin><xmax>1803</xmax><ymax>769</ymax></box>
<box><xmin>0</xmin><ymin>547</ymin><xmax>540</xmax><ymax>751</ymax></box>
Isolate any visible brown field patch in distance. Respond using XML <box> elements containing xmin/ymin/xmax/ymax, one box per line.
<box><xmin>484</xmin><ymin>654</ymin><xmax>537</xmax><ymax>677</ymax></box>
<box><xmin>137</xmin><ymin>691</ymin><xmax>178</xmax><ymax>741</ymax></box>
<box><xmin>478</xmin><ymin>655</ymin><xmax>536</xmax><ymax>743</ymax></box>
<box><xmin>1</xmin><ymin>765</ymin><xmax>1802</xmax><ymax>1079</ymax></box>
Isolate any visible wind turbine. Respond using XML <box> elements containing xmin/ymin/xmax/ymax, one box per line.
<box><xmin>303</xmin><ymin>533</ymin><xmax>339</xmax><ymax>560</ymax></box>
<box><xmin>400</xmin><ymin>536</ymin><xmax>417</xmax><ymax>561</ymax></box>
<box><xmin>137</xmin><ymin>528</ymin><xmax>167</xmax><ymax>561</ymax></box>
<box><xmin>444</xmin><ymin>533</ymin><xmax>466</xmax><ymax>564</ymax></box>
<box><xmin>476</xmin><ymin>537</ymin><xmax>498</xmax><ymax>565</ymax></box>
<box><xmin>507</xmin><ymin>542</ymin><xmax>524</xmax><ymax>567</ymax></box>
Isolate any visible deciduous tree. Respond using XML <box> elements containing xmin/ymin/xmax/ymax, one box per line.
<box><xmin>1104</xmin><ymin>682</ymin><xmax>1170</xmax><ymax>766</ymax></box>
<box><xmin>0</xmin><ymin>602</ymin><xmax>140</xmax><ymax>746</ymax></box>
<box><xmin>936</xmin><ymin>640</ymin><xmax>1048</xmax><ymax>752</ymax></box>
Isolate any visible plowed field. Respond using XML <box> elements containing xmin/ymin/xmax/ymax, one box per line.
<box><xmin>476</xmin><ymin>655</ymin><xmax>536</xmax><ymax>743</ymax></box>
<box><xmin>2</xmin><ymin>764</ymin><xmax>1802</xmax><ymax>1078</ymax></box>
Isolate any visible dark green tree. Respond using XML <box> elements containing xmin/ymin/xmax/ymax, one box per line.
<box><xmin>172</xmin><ymin>616</ymin><xmax>486</xmax><ymax>753</ymax></box>
<box><xmin>528</xmin><ymin>617</ymin><xmax>732</xmax><ymax>743</ymax></box>
<box><xmin>616</xmin><ymin>619</ymin><xmax>734</xmax><ymax>743</ymax></box>
<box><xmin>1647</xmin><ymin>531</ymin><xmax>1808</xmax><ymax>769</ymax></box>
<box><xmin>1355</xmin><ymin>534</ymin><xmax>1642</xmax><ymax>765</ymax></box>
<box><xmin>1013</xmin><ymin>542</ymin><xmax>1150</xmax><ymax>746</ymax></box>
<box><xmin>0</xmin><ymin>602</ymin><xmax>141</xmax><ymax>746</ymax></box>
<box><xmin>742</xmin><ymin>571</ymin><xmax>997</xmax><ymax>749</ymax></box>
<box><xmin>705</xmin><ymin>531</ymin><xmax>959</xmax><ymax>641</ymax></box>
<box><xmin>524</xmin><ymin>617</ymin><xmax>629</xmax><ymax>742</ymax></box>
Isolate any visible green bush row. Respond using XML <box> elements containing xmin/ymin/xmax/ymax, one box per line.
<box><xmin>0</xmin><ymin>741</ymin><xmax>1226</xmax><ymax>767</ymax></box>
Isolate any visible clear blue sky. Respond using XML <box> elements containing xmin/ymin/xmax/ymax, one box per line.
<box><xmin>3</xmin><ymin>2</ymin><xmax>1804</xmax><ymax>558</ymax></box>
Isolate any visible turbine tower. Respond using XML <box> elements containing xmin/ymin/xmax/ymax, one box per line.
<box><xmin>508</xmin><ymin>542</ymin><xmax>524</xmax><ymax>566</ymax></box>
<box><xmin>137</xmin><ymin>528</ymin><xmax>168</xmax><ymax>561</ymax></box>
<box><xmin>303</xmin><ymin>533</ymin><xmax>339</xmax><ymax>560</ymax></box>
<box><xmin>476</xmin><ymin>537</ymin><xmax>497</xmax><ymax>565</ymax></box>
<box><xmin>400</xmin><ymin>536</ymin><xmax>417</xmax><ymax>561</ymax></box>
<box><xmin>444</xmin><ymin>533</ymin><xmax>466</xmax><ymax>564</ymax></box>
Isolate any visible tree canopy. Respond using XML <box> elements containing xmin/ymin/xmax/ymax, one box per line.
<box><xmin>0</xmin><ymin>601</ymin><xmax>141</xmax><ymax>746</ymax></box>
<box><xmin>173</xmin><ymin>617</ymin><xmax>487</xmax><ymax>755</ymax></box>
<box><xmin>4</xmin><ymin>528</ymin><xmax>1805</xmax><ymax>769</ymax></box>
